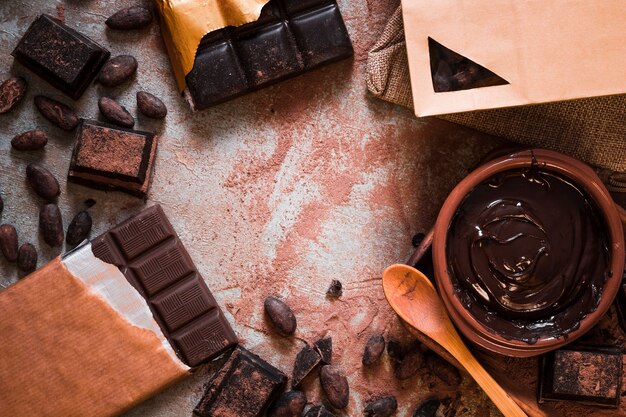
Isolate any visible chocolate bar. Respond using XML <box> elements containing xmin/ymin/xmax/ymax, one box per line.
<box><xmin>538</xmin><ymin>345</ymin><xmax>622</xmax><ymax>407</ymax></box>
<box><xmin>12</xmin><ymin>15</ymin><xmax>110</xmax><ymax>100</ymax></box>
<box><xmin>68</xmin><ymin>119</ymin><xmax>157</xmax><ymax>199</ymax></box>
<box><xmin>91</xmin><ymin>205</ymin><xmax>238</xmax><ymax>366</ymax></box>
<box><xmin>194</xmin><ymin>346</ymin><xmax>287</xmax><ymax>417</ymax></box>
<box><xmin>185</xmin><ymin>0</ymin><xmax>352</xmax><ymax>110</ymax></box>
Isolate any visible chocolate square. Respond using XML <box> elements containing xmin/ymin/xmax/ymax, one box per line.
<box><xmin>538</xmin><ymin>345</ymin><xmax>622</xmax><ymax>407</ymax></box>
<box><xmin>68</xmin><ymin>120</ymin><xmax>157</xmax><ymax>198</ymax></box>
<box><xmin>194</xmin><ymin>346</ymin><xmax>287</xmax><ymax>417</ymax></box>
<box><xmin>12</xmin><ymin>15</ymin><xmax>109</xmax><ymax>100</ymax></box>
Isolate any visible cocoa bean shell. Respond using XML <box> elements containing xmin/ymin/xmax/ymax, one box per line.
<box><xmin>0</xmin><ymin>77</ymin><xmax>27</xmax><ymax>114</ymax></box>
<box><xmin>105</xmin><ymin>6</ymin><xmax>153</xmax><ymax>30</ymax></box>
<box><xmin>39</xmin><ymin>203</ymin><xmax>64</xmax><ymax>247</ymax></box>
<box><xmin>11</xmin><ymin>130</ymin><xmax>48</xmax><ymax>151</ymax></box>
<box><xmin>319</xmin><ymin>365</ymin><xmax>349</xmax><ymax>409</ymax></box>
<box><xmin>98</xmin><ymin>97</ymin><xmax>134</xmax><ymax>127</ymax></box>
<box><xmin>97</xmin><ymin>55</ymin><xmax>137</xmax><ymax>87</ymax></box>
<box><xmin>66</xmin><ymin>210</ymin><xmax>92</xmax><ymax>247</ymax></box>
<box><xmin>264</xmin><ymin>296</ymin><xmax>297</xmax><ymax>335</ymax></box>
<box><xmin>17</xmin><ymin>243</ymin><xmax>37</xmax><ymax>272</ymax></box>
<box><xmin>364</xmin><ymin>395</ymin><xmax>398</xmax><ymax>417</ymax></box>
<box><xmin>0</xmin><ymin>224</ymin><xmax>18</xmax><ymax>262</ymax></box>
<box><xmin>268</xmin><ymin>390</ymin><xmax>307</xmax><ymax>417</ymax></box>
<box><xmin>34</xmin><ymin>95</ymin><xmax>79</xmax><ymax>131</ymax></box>
<box><xmin>137</xmin><ymin>91</ymin><xmax>167</xmax><ymax>119</ymax></box>
<box><xmin>26</xmin><ymin>163</ymin><xmax>60</xmax><ymax>201</ymax></box>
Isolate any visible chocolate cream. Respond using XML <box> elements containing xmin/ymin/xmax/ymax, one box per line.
<box><xmin>446</xmin><ymin>168</ymin><xmax>611</xmax><ymax>343</ymax></box>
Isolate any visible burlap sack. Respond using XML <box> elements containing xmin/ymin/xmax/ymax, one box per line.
<box><xmin>366</xmin><ymin>7</ymin><xmax>626</xmax><ymax>172</ymax></box>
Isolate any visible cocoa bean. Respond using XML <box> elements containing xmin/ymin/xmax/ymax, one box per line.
<box><xmin>97</xmin><ymin>55</ymin><xmax>137</xmax><ymax>87</ymax></box>
<box><xmin>11</xmin><ymin>130</ymin><xmax>48</xmax><ymax>151</ymax></box>
<box><xmin>105</xmin><ymin>6</ymin><xmax>153</xmax><ymax>30</ymax></box>
<box><xmin>425</xmin><ymin>353</ymin><xmax>462</xmax><ymax>386</ymax></box>
<box><xmin>326</xmin><ymin>279</ymin><xmax>342</xmax><ymax>298</ymax></box>
<box><xmin>66</xmin><ymin>210</ymin><xmax>92</xmax><ymax>247</ymax></box>
<box><xmin>0</xmin><ymin>77</ymin><xmax>27</xmax><ymax>114</ymax></box>
<box><xmin>362</xmin><ymin>334</ymin><xmax>385</xmax><ymax>366</ymax></box>
<box><xmin>39</xmin><ymin>203</ymin><xmax>64</xmax><ymax>247</ymax></box>
<box><xmin>412</xmin><ymin>398</ymin><xmax>440</xmax><ymax>417</ymax></box>
<box><xmin>304</xmin><ymin>405</ymin><xmax>335</xmax><ymax>417</ymax></box>
<box><xmin>17</xmin><ymin>243</ymin><xmax>37</xmax><ymax>272</ymax></box>
<box><xmin>137</xmin><ymin>91</ymin><xmax>167</xmax><ymax>119</ymax></box>
<box><xmin>264</xmin><ymin>296</ymin><xmax>297</xmax><ymax>335</ymax></box>
<box><xmin>34</xmin><ymin>95</ymin><xmax>79</xmax><ymax>131</ymax></box>
<box><xmin>268</xmin><ymin>390</ymin><xmax>306</xmax><ymax>417</ymax></box>
<box><xmin>26</xmin><ymin>163</ymin><xmax>60</xmax><ymax>201</ymax></box>
<box><xmin>320</xmin><ymin>365</ymin><xmax>349</xmax><ymax>409</ymax></box>
<box><xmin>364</xmin><ymin>395</ymin><xmax>398</xmax><ymax>417</ymax></box>
<box><xmin>98</xmin><ymin>97</ymin><xmax>134</xmax><ymax>127</ymax></box>
<box><xmin>0</xmin><ymin>224</ymin><xmax>18</xmax><ymax>262</ymax></box>
<box><xmin>395</xmin><ymin>344</ymin><xmax>423</xmax><ymax>380</ymax></box>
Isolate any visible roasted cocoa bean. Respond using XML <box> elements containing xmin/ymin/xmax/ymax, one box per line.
<box><xmin>0</xmin><ymin>194</ymin><xmax>3</xmax><ymax>214</ymax></box>
<box><xmin>105</xmin><ymin>6</ymin><xmax>153</xmax><ymax>30</ymax></box>
<box><xmin>34</xmin><ymin>95</ymin><xmax>79</xmax><ymax>131</ymax></box>
<box><xmin>268</xmin><ymin>390</ymin><xmax>306</xmax><ymax>417</ymax></box>
<box><xmin>97</xmin><ymin>55</ymin><xmax>137</xmax><ymax>87</ymax></box>
<box><xmin>39</xmin><ymin>203</ymin><xmax>64</xmax><ymax>247</ymax></box>
<box><xmin>98</xmin><ymin>97</ymin><xmax>134</xmax><ymax>127</ymax></box>
<box><xmin>136</xmin><ymin>91</ymin><xmax>167</xmax><ymax>119</ymax></box>
<box><xmin>26</xmin><ymin>163</ymin><xmax>60</xmax><ymax>201</ymax></box>
<box><xmin>304</xmin><ymin>405</ymin><xmax>335</xmax><ymax>417</ymax></box>
<box><xmin>17</xmin><ymin>243</ymin><xmax>37</xmax><ymax>272</ymax></box>
<box><xmin>362</xmin><ymin>334</ymin><xmax>385</xmax><ymax>366</ymax></box>
<box><xmin>0</xmin><ymin>77</ymin><xmax>27</xmax><ymax>114</ymax></box>
<box><xmin>425</xmin><ymin>353</ymin><xmax>462</xmax><ymax>386</ymax></box>
<box><xmin>0</xmin><ymin>224</ymin><xmax>18</xmax><ymax>262</ymax></box>
<box><xmin>395</xmin><ymin>344</ymin><xmax>423</xmax><ymax>380</ymax></box>
<box><xmin>412</xmin><ymin>398</ymin><xmax>440</xmax><ymax>417</ymax></box>
<box><xmin>320</xmin><ymin>365</ymin><xmax>349</xmax><ymax>409</ymax></box>
<box><xmin>11</xmin><ymin>130</ymin><xmax>48</xmax><ymax>151</ymax></box>
<box><xmin>264</xmin><ymin>296</ymin><xmax>297</xmax><ymax>335</ymax></box>
<box><xmin>66</xmin><ymin>210</ymin><xmax>92</xmax><ymax>247</ymax></box>
<box><xmin>364</xmin><ymin>395</ymin><xmax>398</xmax><ymax>417</ymax></box>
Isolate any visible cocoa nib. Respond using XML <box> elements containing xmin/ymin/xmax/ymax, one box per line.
<box><xmin>292</xmin><ymin>343</ymin><xmax>321</xmax><ymax>388</ymax></box>
<box><xmin>66</xmin><ymin>210</ymin><xmax>92</xmax><ymax>247</ymax></box>
<box><xmin>0</xmin><ymin>224</ymin><xmax>18</xmax><ymax>262</ymax></box>
<box><xmin>11</xmin><ymin>130</ymin><xmax>48</xmax><ymax>151</ymax></box>
<box><xmin>34</xmin><ymin>95</ymin><xmax>79</xmax><ymax>131</ymax></box>
<box><xmin>364</xmin><ymin>395</ymin><xmax>398</xmax><ymax>417</ymax></box>
<box><xmin>17</xmin><ymin>243</ymin><xmax>37</xmax><ymax>272</ymax></box>
<box><xmin>97</xmin><ymin>55</ymin><xmax>137</xmax><ymax>87</ymax></box>
<box><xmin>39</xmin><ymin>203</ymin><xmax>64</xmax><ymax>247</ymax></box>
<box><xmin>98</xmin><ymin>97</ymin><xmax>134</xmax><ymax>127</ymax></box>
<box><xmin>0</xmin><ymin>77</ymin><xmax>27</xmax><ymax>114</ymax></box>
<box><xmin>137</xmin><ymin>91</ymin><xmax>167</xmax><ymax>119</ymax></box>
<box><xmin>106</xmin><ymin>6</ymin><xmax>153</xmax><ymax>30</ymax></box>
<box><xmin>268</xmin><ymin>390</ymin><xmax>306</xmax><ymax>417</ymax></box>
<box><xmin>320</xmin><ymin>365</ymin><xmax>349</xmax><ymax>409</ymax></box>
<box><xmin>363</xmin><ymin>334</ymin><xmax>385</xmax><ymax>366</ymax></box>
<box><xmin>26</xmin><ymin>163</ymin><xmax>60</xmax><ymax>201</ymax></box>
<box><xmin>264</xmin><ymin>296</ymin><xmax>297</xmax><ymax>335</ymax></box>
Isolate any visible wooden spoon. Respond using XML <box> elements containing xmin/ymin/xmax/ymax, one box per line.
<box><xmin>382</xmin><ymin>263</ymin><xmax>528</xmax><ymax>417</ymax></box>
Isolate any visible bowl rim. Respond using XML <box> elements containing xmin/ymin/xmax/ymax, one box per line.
<box><xmin>432</xmin><ymin>149</ymin><xmax>625</xmax><ymax>356</ymax></box>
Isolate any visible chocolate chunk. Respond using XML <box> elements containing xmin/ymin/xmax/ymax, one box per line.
<box><xmin>0</xmin><ymin>77</ymin><xmax>27</xmax><ymax>114</ymax></box>
<box><xmin>105</xmin><ymin>6</ymin><xmax>153</xmax><ymax>30</ymax></box>
<box><xmin>91</xmin><ymin>205</ymin><xmax>238</xmax><ymax>366</ymax></box>
<box><xmin>194</xmin><ymin>346</ymin><xmax>287</xmax><ymax>417</ymax></box>
<box><xmin>268</xmin><ymin>390</ymin><xmax>307</xmax><ymax>417</ymax></box>
<box><xmin>26</xmin><ymin>163</ymin><xmax>60</xmax><ymax>201</ymax></box>
<box><xmin>11</xmin><ymin>130</ymin><xmax>48</xmax><ymax>151</ymax></box>
<box><xmin>68</xmin><ymin>119</ymin><xmax>157</xmax><ymax>198</ymax></box>
<box><xmin>326</xmin><ymin>279</ymin><xmax>342</xmax><ymax>298</ymax></box>
<box><xmin>538</xmin><ymin>345</ymin><xmax>622</xmax><ymax>407</ymax></box>
<box><xmin>395</xmin><ymin>343</ymin><xmax>423</xmax><ymax>380</ymax></box>
<box><xmin>264</xmin><ymin>296</ymin><xmax>297</xmax><ymax>335</ymax></box>
<box><xmin>304</xmin><ymin>405</ymin><xmax>336</xmax><ymax>417</ymax></box>
<box><xmin>0</xmin><ymin>224</ymin><xmax>18</xmax><ymax>262</ymax></box>
<box><xmin>362</xmin><ymin>334</ymin><xmax>385</xmax><ymax>366</ymax></box>
<box><xmin>292</xmin><ymin>343</ymin><xmax>321</xmax><ymax>387</ymax></box>
<box><xmin>314</xmin><ymin>336</ymin><xmax>332</xmax><ymax>364</ymax></box>
<box><xmin>34</xmin><ymin>95</ymin><xmax>79</xmax><ymax>131</ymax></box>
<box><xmin>364</xmin><ymin>395</ymin><xmax>398</xmax><ymax>417</ymax></box>
<box><xmin>66</xmin><ymin>210</ymin><xmax>92</xmax><ymax>247</ymax></box>
<box><xmin>184</xmin><ymin>0</ymin><xmax>352</xmax><ymax>111</ymax></box>
<box><xmin>425</xmin><ymin>353</ymin><xmax>462</xmax><ymax>386</ymax></box>
<box><xmin>39</xmin><ymin>203</ymin><xmax>64</xmax><ymax>247</ymax></box>
<box><xmin>12</xmin><ymin>15</ymin><xmax>109</xmax><ymax>99</ymax></box>
<box><xmin>320</xmin><ymin>365</ymin><xmax>349</xmax><ymax>409</ymax></box>
<box><xmin>97</xmin><ymin>55</ymin><xmax>137</xmax><ymax>87</ymax></box>
<box><xmin>17</xmin><ymin>243</ymin><xmax>37</xmax><ymax>272</ymax></box>
<box><xmin>412</xmin><ymin>399</ymin><xmax>440</xmax><ymax>417</ymax></box>
<box><xmin>98</xmin><ymin>97</ymin><xmax>134</xmax><ymax>127</ymax></box>
<box><xmin>136</xmin><ymin>91</ymin><xmax>167</xmax><ymax>119</ymax></box>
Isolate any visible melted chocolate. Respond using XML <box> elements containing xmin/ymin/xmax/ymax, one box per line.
<box><xmin>446</xmin><ymin>168</ymin><xmax>610</xmax><ymax>343</ymax></box>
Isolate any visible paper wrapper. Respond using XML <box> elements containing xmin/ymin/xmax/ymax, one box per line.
<box><xmin>153</xmin><ymin>0</ymin><xmax>270</xmax><ymax>91</ymax></box>
<box><xmin>402</xmin><ymin>0</ymin><xmax>626</xmax><ymax>117</ymax></box>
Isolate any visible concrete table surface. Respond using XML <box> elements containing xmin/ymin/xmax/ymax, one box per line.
<box><xmin>0</xmin><ymin>1</ymin><xmax>552</xmax><ymax>416</ymax></box>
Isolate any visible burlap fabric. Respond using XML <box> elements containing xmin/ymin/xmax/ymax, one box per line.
<box><xmin>366</xmin><ymin>7</ymin><xmax>626</xmax><ymax>172</ymax></box>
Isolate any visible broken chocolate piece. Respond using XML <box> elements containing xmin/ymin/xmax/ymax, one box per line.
<box><xmin>12</xmin><ymin>15</ymin><xmax>110</xmax><ymax>99</ymax></box>
<box><xmin>538</xmin><ymin>345</ymin><xmax>622</xmax><ymax>407</ymax></box>
<box><xmin>314</xmin><ymin>336</ymin><xmax>332</xmax><ymax>364</ymax></box>
<box><xmin>267</xmin><ymin>390</ymin><xmax>307</xmax><ymax>417</ymax></box>
<box><xmin>304</xmin><ymin>405</ymin><xmax>336</xmax><ymax>417</ymax></box>
<box><xmin>68</xmin><ymin>119</ymin><xmax>157</xmax><ymax>198</ymax></box>
<box><xmin>326</xmin><ymin>279</ymin><xmax>342</xmax><ymax>298</ymax></box>
<box><xmin>265</xmin><ymin>296</ymin><xmax>297</xmax><ymax>335</ymax></box>
<box><xmin>194</xmin><ymin>346</ymin><xmax>287</xmax><ymax>417</ymax></box>
<box><xmin>292</xmin><ymin>343</ymin><xmax>321</xmax><ymax>387</ymax></box>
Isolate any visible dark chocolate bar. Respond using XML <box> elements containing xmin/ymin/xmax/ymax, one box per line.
<box><xmin>68</xmin><ymin>119</ymin><xmax>157</xmax><ymax>199</ymax></box>
<box><xmin>194</xmin><ymin>346</ymin><xmax>287</xmax><ymax>417</ymax></box>
<box><xmin>12</xmin><ymin>15</ymin><xmax>110</xmax><ymax>100</ymax></box>
<box><xmin>91</xmin><ymin>205</ymin><xmax>238</xmax><ymax>367</ymax></box>
<box><xmin>538</xmin><ymin>345</ymin><xmax>622</xmax><ymax>408</ymax></box>
<box><xmin>185</xmin><ymin>0</ymin><xmax>352</xmax><ymax>110</ymax></box>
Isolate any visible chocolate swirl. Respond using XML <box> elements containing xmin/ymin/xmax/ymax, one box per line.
<box><xmin>446</xmin><ymin>169</ymin><xmax>610</xmax><ymax>343</ymax></box>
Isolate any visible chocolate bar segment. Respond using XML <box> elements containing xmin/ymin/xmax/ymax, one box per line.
<box><xmin>194</xmin><ymin>346</ymin><xmax>287</xmax><ymax>417</ymax></box>
<box><xmin>12</xmin><ymin>15</ymin><xmax>110</xmax><ymax>99</ymax></box>
<box><xmin>185</xmin><ymin>0</ymin><xmax>352</xmax><ymax>110</ymax></box>
<box><xmin>92</xmin><ymin>205</ymin><xmax>238</xmax><ymax>367</ymax></box>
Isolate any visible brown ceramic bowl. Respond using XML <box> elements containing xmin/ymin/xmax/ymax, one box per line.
<box><xmin>432</xmin><ymin>149</ymin><xmax>625</xmax><ymax>357</ymax></box>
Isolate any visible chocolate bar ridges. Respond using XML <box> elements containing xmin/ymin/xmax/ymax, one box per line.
<box><xmin>12</xmin><ymin>15</ymin><xmax>110</xmax><ymax>100</ymax></box>
<box><xmin>185</xmin><ymin>0</ymin><xmax>352</xmax><ymax>110</ymax></box>
<box><xmin>538</xmin><ymin>345</ymin><xmax>622</xmax><ymax>408</ymax></box>
<box><xmin>91</xmin><ymin>205</ymin><xmax>238</xmax><ymax>367</ymax></box>
<box><xmin>194</xmin><ymin>346</ymin><xmax>287</xmax><ymax>417</ymax></box>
